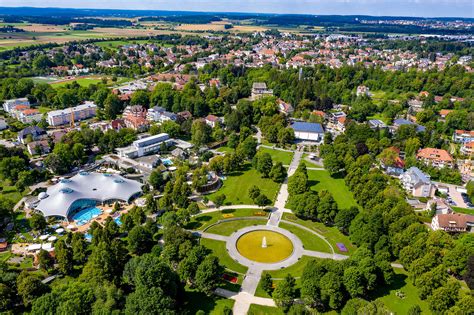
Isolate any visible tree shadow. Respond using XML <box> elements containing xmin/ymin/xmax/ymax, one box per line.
<box><xmin>307</xmin><ymin>179</ymin><xmax>320</xmax><ymax>187</ymax></box>
<box><xmin>221</xmin><ymin>209</ymin><xmax>236</xmax><ymax>214</ymax></box>
<box><xmin>369</xmin><ymin>272</ymin><xmax>408</xmax><ymax>300</ymax></box>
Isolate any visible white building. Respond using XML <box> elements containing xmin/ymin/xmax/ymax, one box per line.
<box><xmin>16</xmin><ymin>109</ymin><xmax>43</xmax><ymax>124</ymax></box>
<box><xmin>47</xmin><ymin>102</ymin><xmax>97</xmax><ymax>126</ymax></box>
<box><xmin>0</xmin><ymin>118</ymin><xmax>8</xmax><ymax>130</ymax></box>
<box><xmin>2</xmin><ymin>98</ymin><xmax>30</xmax><ymax>113</ymax></box>
<box><xmin>290</xmin><ymin>122</ymin><xmax>324</xmax><ymax>142</ymax></box>
<box><xmin>116</xmin><ymin>133</ymin><xmax>171</xmax><ymax>158</ymax></box>
<box><xmin>399</xmin><ymin>167</ymin><xmax>434</xmax><ymax>198</ymax></box>
<box><xmin>251</xmin><ymin>82</ymin><xmax>273</xmax><ymax>100</ymax></box>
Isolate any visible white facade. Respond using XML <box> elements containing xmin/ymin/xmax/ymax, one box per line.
<box><xmin>2</xmin><ymin>98</ymin><xmax>30</xmax><ymax>113</ymax></box>
<box><xmin>0</xmin><ymin>118</ymin><xmax>7</xmax><ymax>130</ymax></box>
<box><xmin>116</xmin><ymin>133</ymin><xmax>171</xmax><ymax>158</ymax></box>
<box><xmin>47</xmin><ymin>102</ymin><xmax>97</xmax><ymax>126</ymax></box>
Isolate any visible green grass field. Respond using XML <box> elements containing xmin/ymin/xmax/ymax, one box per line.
<box><xmin>258</xmin><ymin>147</ymin><xmax>294</xmax><ymax>165</ymax></box>
<box><xmin>186</xmin><ymin>208</ymin><xmax>267</xmax><ymax>230</ymax></box>
<box><xmin>51</xmin><ymin>77</ymin><xmax>105</xmax><ymax>88</ymax></box>
<box><xmin>207</xmin><ymin>163</ymin><xmax>281</xmax><ymax>205</ymax></box>
<box><xmin>371</xmin><ymin>268</ymin><xmax>430</xmax><ymax>314</ymax></box>
<box><xmin>278</xmin><ymin>222</ymin><xmax>332</xmax><ymax>253</ymax></box>
<box><xmin>0</xmin><ymin>183</ymin><xmax>26</xmax><ymax>204</ymax></box>
<box><xmin>205</xmin><ymin>219</ymin><xmax>268</xmax><ymax>236</ymax></box>
<box><xmin>267</xmin><ymin>255</ymin><xmax>315</xmax><ymax>278</ymax></box>
<box><xmin>452</xmin><ymin>206</ymin><xmax>474</xmax><ymax>215</ymax></box>
<box><xmin>282</xmin><ymin>213</ymin><xmax>356</xmax><ymax>255</ymax></box>
<box><xmin>248</xmin><ymin>304</ymin><xmax>284</xmax><ymax>315</ymax></box>
<box><xmin>307</xmin><ymin>169</ymin><xmax>358</xmax><ymax>209</ymax></box>
<box><xmin>200</xmin><ymin>238</ymin><xmax>248</xmax><ymax>274</ymax></box>
<box><xmin>183</xmin><ymin>287</ymin><xmax>235</xmax><ymax>314</ymax></box>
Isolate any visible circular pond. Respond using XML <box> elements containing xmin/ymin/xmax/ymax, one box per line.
<box><xmin>236</xmin><ymin>230</ymin><xmax>294</xmax><ymax>263</ymax></box>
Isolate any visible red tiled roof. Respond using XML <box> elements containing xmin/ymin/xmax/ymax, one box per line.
<box><xmin>437</xmin><ymin>213</ymin><xmax>474</xmax><ymax>229</ymax></box>
<box><xmin>417</xmin><ymin>148</ymin><xmax>453</xmax><ymax>162</ymax></box>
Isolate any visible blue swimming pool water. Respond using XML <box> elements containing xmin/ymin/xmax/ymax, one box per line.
<box><xmin>72</xmin><ymin>207</ymin><xmax>102</xmax><ymax>225</ymax></box>
<box><xmin>84</xmin><ymin>233</ymin><xmax>92</xmax><ymax>242</ymax></box>
<box><xmin>162</xmin><ymin>158</ymin><xmax>173</xmax><ymax>166</ymax></box>
<box><xmin>114</xmin><ymin>216</ymin><xmax>122</xmax><ymax>226</ymax></box>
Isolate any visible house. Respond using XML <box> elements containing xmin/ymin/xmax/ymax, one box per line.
<box><xmin>111</xmin><ymin>119</ymin><xmax>126</xmax><ymax>130</ymax></box>
<box><xmin>0</xmin><ymin>241</ymin><xmax>7</xmax><ymax>252</ymax></box>
<box><xmin>461</xmin><ymin>142</ymin><xmax>474</xmax><ymax>156</ymax></box>
<box><xmin>277</xmin><ymin>99</ymin><xmax>294</xmax><ymax>115</ymax></box>
<box><xmin>27</xmin><ymin>140</ymin><xmax>51</xmax><ymax>156</ymax></box>
<box><xmin>17</xmin><ymin>126</ymin><xmax>47</xmax><ymax>144</ymax></box>
<box><xmin>135</xmin><ymin>155</ymin><xmax>161</xmax><ymax>169</ymax></box>
<box><xmin>399</xmin><ymin>167</ymin><xmax>434</xmax><ymax>198</ymax></box>
<box><xmin>439</xmin><ymin>109</ymin><xmax>453</xmax><ymax>119</ymax></box>
<box><xmin>356</xmin><ymin>85</ymin><xmax>370</xmax><ymax>97</ymax></box>
<box><xmin>177</xmin><ymin>111</ymin><xmax>192</xmax><ymax>121</ymax></box>
<box><xmin>171</xmin><ymin>147</ymin><xmax>188</xmax><ymax>159</ymax></box>
<box><xmin>291</xmin><ymin>122</ymin><xmax>324</xmax><ymax>142</ymax></box>
<box><xmin>124</xmin><ymin>116</ymin><xmax>149</xmax><ymax>131</ymax></box>
<box><xmin>330</xmin><ymin>112</ymin><xmax>346</xmax><ymax>124</ymax></box>
<box><xmin>408</xmin><ymin>99</ymin><xmax>424</xmax><ymax>113</ymax></box>
<box><xmin>205</xmin><ymin>115</ymin><xmax>221</xmax><ymax>128</ymax></box>
<box><xmin>312</xmin><ymin>111</ymin><xmax>327</xmax><ymax>120</ymax></box>
<box><xmin>2</xmin><ymin>98</ymin><xmax>30</xmax><ymax>113</ymax></box>
<box><xmin>391</xmin><ymin>118</ymin><xmax>426</xmax><ymax>133</ymax></box>
<box><xmin>416</xmin><ymin>148</ymin><xmax>453</xmax><ymax>168</ymax></box>
<box><xmin>147</xmin><ymin>106</ymin><xmax>177</xmax><ymax>123</ymax></box>
<box><xmin>336</xmin><ymin>117</ymin><xmax>347</xmax><ymax>132</ymax></box>
<box><xmin>381</xmin><ymin>147</ymin><xmax>405</xmax><ymax>175</ymax></box>
<box><xmin>0</xmin><ymin>118</ymin><xmax>7</xmax><ymax>130</ymax></box>
<box><xmin>426</xmin><ymin>198</ymin><xmax>452</xmax><ymax>215</ymax></box>
<box><xmin>368</xmin><ymin>119</ymin><xmax>387</xmax><ymax>129</ymax></box>
<box><xmin>251</xmin><ymin>82</ymin><xmax>273</xmax><ymax>100</ymax></box>
<box><xmin>431</xmin><ymin>213</ymin><xmax>474</xmax><ymax>232</ymax></box>
<box><xmin>17</xmin><ymin>109</ymin><xmax>43</xmax><ymax>124</ymax></box>
<box><xmin>123</xmin><ymin>105</ymin><xmax>147</xmax><ymax>120</ymax></box>
<box><xmin>47</xmin><ymin>102</ymin><xmax>97</xmax><ymax>126</ymax></box>
<box><xmin>453</xmin><ymin>130</ymin><xmax>474</xmax><ymax>143</ymax></box>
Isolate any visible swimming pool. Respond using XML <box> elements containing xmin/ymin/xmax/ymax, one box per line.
<box><xmin>114</xmin><ymin>216</ymin><xmax>122</xmax><ymax>226</ymax></box>
<box><xmin>161</xmin><ymin>158</ymin><xmax>173</xmax><ymax>166</ymax></box>
<box><xmin>72</xmin><ymin>207</ymin><xmax>102</xmax><ymax>226</ymax></box>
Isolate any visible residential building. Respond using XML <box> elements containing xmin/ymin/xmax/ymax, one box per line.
<box><xmin>0</xmin><ymin>118</ymin><xmax>8</xmax><ymax>130</ymax></box>
<box><xmin>124</xmin><ymin>116</ymin><xmax>149</xmax><ymax>131</ymax></box>
<box><xmin>177</xmin><ymin>111</ymin><xmax>192</xmax><ymax>121</ymax></box>
<box><xmin>251</xmin><ymin>82</ymin><xmax>273</xmax><ymax>100</ymax></box>
<box><xmin>277</xmin><ymin>99</ymin><xmax>294</xmax><ymax>115</ymax></box>
<box><xmin>147</xmin><ymin>106</ymin><xmax>177</xmax><ymax>123</ymax></box>
<box><xmin>27</xmin><ymin>140</ymin><xmax>51</xmax><ymax>156</ymax></box>
<box><xmin>431</xmin><ymin>213</ymin><xmax>474</xmax><ymax>232</ymax></box>
<box><xmin>356</xmin><ymin>85</ymin><xmax>370</xmax><ymax>97</ymax></box>
<box><xmin>368</xmin><ymin>119</ymin><xmax>387</xmax><ymax>129</ymax></box>
<box><xmin>461</xmin><ymin>142</ymin><xmax>474</xmax><ymax>156</ymax></box>
<box><xmin>16</xmin><ymin>109</ymin><xmax>42</xmax><ymax>124</ymax></box>
<box><xmin>205</xmin><ymin>115</ymin><xmax>221</xmax><ymax>128</ymax></box>
<box><xmin>2</xmin><ymin>98</ymin><xmax>30</xmax><ymax>113</ymax></box>
<box><xmin>416</xmin><ymin>148</ymin><xmax>453</xmax><ymax>168</ymax></box>
<box><xmin>399</xmin><ymin>167</ymin><xmax>434</xmax><ymax>198</ymax></box>
<box><xmin>17</xmin><ymin>126</ymin><xmax>47</xmax><ymax>144</ymax></box>
<box><xmin>426</xmin><ymin>198</ymin><xmax>452</xmax><ymax>215</ymax></box>
<box><xmin>330</xmin><ymin>111</ymin><xmax>346</xmax><ymax>124</ymax></box>
<box><xmin>408</xmin><ymin>99</ymin><xmax>423</xmax><ymax>112</ymax></box>
<box><xmin>453</xmin><ymin>130</ymin><xmax>474</xmax><ymax>143</ymax></box>
<box><xmin>47</xmin><ymin>102</ymin><xmax>97</xmax><ymax>126</ymax></box>
<box><xmin>123</xmin><ymin>105</ymin><xmax>147</xmax><ymax>119</ymax></box>
<box><xmin>336</xmin><ymin>116</ymin><xmax>347</xmax><ymax>132</ymax></box>
<box><xmin>391</xmin><ymin>118</ymin><xmax>426</xmax><ymax>133</ymax></box>
<box><xmin>116</xmin><ymin>133</ymin><xmax>171</xmax><ymax>158</ymax></box>
<box><xmin>291</xmin><ymin>122</ymin><xmax>324</xmax><ymax>142</ymax></box>
<box><xmin>439</xmin><ymin>109</ymin><xmax>453</xmax><ymax>119</ymax></box>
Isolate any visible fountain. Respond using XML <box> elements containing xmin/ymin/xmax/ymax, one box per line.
<box><xmin>262</xmin><ymin>236</ymin><xmax>267</xmax><ymax>248</ymax></box>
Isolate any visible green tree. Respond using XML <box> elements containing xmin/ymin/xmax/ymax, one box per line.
<box><xmin>37</xmin><ymin>249</ymin><xmax>53</xmax><ymax>271</ymax></box>
<box><xmin>261</xmin><ymin>272</ymin><xmax>273</xmax><ymax>295</ymax></box>
<box><xmin>195</xmin><ymin>256</ymin><xmax>223</xmax><ymax>295</ymax></box>
<box><xmin>248</xmin><ymin>185</ymin><xmax>261</xmax><ymax>201</ymax></box>
<box><xmin>254</xmin><ymin>152</ymin><xmax>273</xmax><ymax>178</ymax></box>
<box><xmin>269</xmin><ymin>162</ymin><xmax>286</xmax><ymax>183</ymax></box>
<box><xmin>191</xmin><ymin>120</ymin><xmax>212</xmax><ymax>146</ymax></box>
<box><xmin>103</xmin><ymin>94</ymin><xmax>122</xmax><ymax>120</ymax></box>
<box><xmin>55</xmin><ymin>240</ymin><xmax>73</xmax><ymax>275</ymax></box>
<box><xmin>30</xmin><ymin>213</ymin><xmax>47</xmax><ymax>231</ymax></box>
<box><xmin>255</xmin><ymin>193</ymin><xmax>271</xmax><ymax>208</ymax></box>
<box><xmin>214</xmin><ymin>194</ymin><xmax>226</xmax><ymax>208</ymax></box>
<box><xmin>17</xmin><ymin>273</ymin><xmax>48</xmax><ymax>306</ymax></box>
<box><xmin>273</xmin><ymin>274</ymin><xmax>297</xmax><ymax>312</ymax></box>
<box><xmin>128</xmin><ymin>225</ymin><xmax>153</xmax><ymax>255</ymax></box>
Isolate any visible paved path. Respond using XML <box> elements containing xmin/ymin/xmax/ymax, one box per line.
<box><xmin>193</xmin><ymin>231</ymin><xmax>230</xmax><ymax>242</ymax></box>
<box><xmin>280</xmin><ymin>219</ymin><xmax>335</xmax><ymax>255</ymax></box>
<box><xmin>197</xmin><ymin>205</ymin><xmax>261</xmax><ymax>215</ymax></box>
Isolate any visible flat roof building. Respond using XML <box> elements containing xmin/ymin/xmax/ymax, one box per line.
<box><xmin>116</xmin><ymin>133</ymin><xmax>171</xmax><ymax>158</ymax></box>
<box><xmin>47</xmin><ymin>102</ymin><xmax>97</xmax><ymax>126</ymax></box>
<box><xmin>291</xmin><ymin>121</ymin><xmax>324</xmax><ymax>142</ymax></box>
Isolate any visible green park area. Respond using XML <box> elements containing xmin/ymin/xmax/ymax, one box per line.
<box><xmin>282</xmin><ymin>213</ymin><xmax>356</xmax><ymax>255</ymax></box>
<box><xmin>183</xmin><ymin>288</ymin><xmax>235</xmax><ymax>315</ymax></box>
<box><xmin>0</xmin><ymin>183</ymin><xmax>26</xmax><ymax>204</ymax></box>
<box><xmin>199</xmin><ymin>238</ymin><xmax>248</xmax><ymax>274</ymax></box>
<box><xmin>205</xmin><ymin>219</ymin><xmax>268</xmax><ymax>236</ymax></box>
<box><xmin>453</xmin><ymin>206</ymin><xmax>474</xmax><ymax>215</ymax></box>
<box><xmin>248</xmin><ymin>304</ymin><xmax>284</xmax><ymax>315</ymax></box>
<box><xmin>207</xmin><ymin>164</ymin><xmax>281</xmax><ymax>205</ymax></box>
<box><xmin>51</xmin><ymin>77</ymin><xmax>106</xmax><ymax>88</ymax></box>
<box><xmin>236</xmin><ymin>230</ymin><xmax>294</xmax><ymax>263</ymax></box>
<box><xmin>307</xmin><ymin>169</ymin><xmax>358</xmax><ymax>209</ymax></box>
<box><xmin>278</xmin><ymin>222</ymin><xmax>332</xmax><ymax>253</ymax></box>
<box><xmin>186</xmin><ymin>208</ymin><xmax>268</xmax><ymax>230</ymax></box>
<box><xmin>258</xmin><ymin>147</ymin><xmax>294</xmax><ymax>165</ymax></box>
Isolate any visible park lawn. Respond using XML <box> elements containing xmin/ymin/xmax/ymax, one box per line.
<box><xmin>183</xmin><ymin>287</ymin><xmax>235</xmax><ymax>315</ymax></box>
<box><xmin>200</xmin><ymin>238</ymin><xmax>248</xmax><ymax>274</ymax></box>
<box><xmin>278</xmin><ymin>222</ymin><xmax>332</xmax><ymax>253</ymax></box>
<box><xmin>206</xmin><ymin>219</ymin><xmax>268</xmax><ymax>236</ymax></box>
<box><xmin>258</xmin><ymin>147</ymin><xmax>294</xmax><ymax>165</ymax></box>
<box><xmin>207</xmin><ymin>163</ymin><xmax>281</xmax><ymax>205</ymax></box>
<box><xmin>248</xmin><ymin>304</ymin><xmax>284</xmax><ymax>315</ymax></box>
<box><xmin>216</xmin><ymin>146</ymin><xmax>235</xmax><ymax>154</ymax></box>
<box><xmin>307</xmin><ymin>169</ymin><xmax>358</xmax><ymax>209</ymax></box>
<box><xmin>186</xmin><ymin>208</ymin><xmax>267</xmax><ymax>230</ymax></box>
<box><xmin>452</xmin><ymin>206</ymin><xmax>474</xmax><ymax>215</ymax></box>
<box><xmin>0</xmin><ymin>183</ymin><xmax>26</xmax><ymax>204</ymax></box>
<box><xmin>372</xmin><ymin>268</ymin><xmax>430</xmax><ymax>314</ymax></box>
<box><xmin>37</xmin><ymin>106</ymin><xmax>52</xmax><ymax>114</ymax></box>
<box><xmin>267</xmin><ymin>255</ymin><xmax>315</xmax><ymax>278</ymax></box>
<box><xmin>282</xmin><ymin>213</ymin><xmax>356</xmax><ymax>255</ymax></box>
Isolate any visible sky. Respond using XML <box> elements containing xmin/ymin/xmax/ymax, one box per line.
<box><xmin>0</xmin><ymin>0</ymin><xmax>473</xmax><ymax>18</ymax></box>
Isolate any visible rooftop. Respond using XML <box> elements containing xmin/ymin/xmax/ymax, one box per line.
<box><xmin>291</xmin><ymin>121</ymin><xmax>324</xmax><ymax>133</ymax></box>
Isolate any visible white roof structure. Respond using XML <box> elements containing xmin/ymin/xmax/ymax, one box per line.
<box><xmin>36</xmin><ymin>172</ymin><xmax>142</xmax><ymax>219</ymax></box>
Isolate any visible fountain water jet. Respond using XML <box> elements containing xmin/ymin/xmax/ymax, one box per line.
<box><xmin>262</xmin><ymin>236</ymin><xmax>267</xmax><ymax>248</ymax></box>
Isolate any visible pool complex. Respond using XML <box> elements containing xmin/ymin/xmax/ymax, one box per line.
<box><xmin>72</xmin><ymin>207</ymin><xmax>102</xmax><ymax>226</ymax></box>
